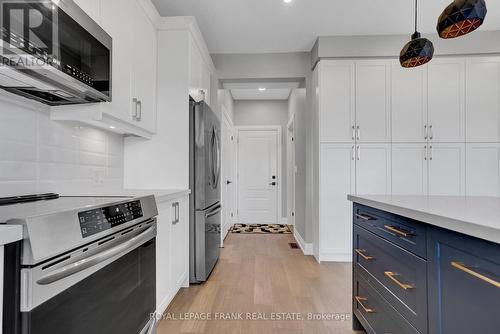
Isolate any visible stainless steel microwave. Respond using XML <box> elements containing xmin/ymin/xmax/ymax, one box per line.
<box><xmin>0</xmin><ymin>0</ymin><xmax>112</xmax><ymax>105</ymax></box>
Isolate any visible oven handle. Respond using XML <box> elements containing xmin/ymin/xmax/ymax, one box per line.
<box><xmin>37</xmin><ymin>225</ymin><xmax>156</xmax><ymax>285</ymax></box>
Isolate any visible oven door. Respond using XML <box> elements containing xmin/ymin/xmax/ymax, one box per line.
<box><xmin>18</xmin><ymin>221</ymin><xmax>157</xmax><ymax>334</ymax></box>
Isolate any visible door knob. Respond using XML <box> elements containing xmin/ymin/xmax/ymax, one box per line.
<box><xmin>226</xmin><ymin>180</ymin><xmax>233</xmax><ymax>185</ymax></box>
<box><xmin>269</xmin><ymin>182</ymin><xmax>277</xmax><ymax>186</ymax></box>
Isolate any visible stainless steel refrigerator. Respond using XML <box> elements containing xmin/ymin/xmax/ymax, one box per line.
<box><xmin>189</xmin><ymin>99</ymin><xmax>222</xmax><ymax>283</ymax></box>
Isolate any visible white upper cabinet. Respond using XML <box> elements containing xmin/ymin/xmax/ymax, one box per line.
<box><xmin>427</xmin><ymin>58</ymin><xmax>466</xmax><ymax>143</ymax></box>
<box><xmin>51</xmin><ymin>0</ymin><xmax>158</xmax><ymax>139</ymax></box>
<box><xmin>355</xmin><ymin>143</ymin><xmax>392</xmax><ymax>195</ymax></box>
<box><xmin>392</xmin><ymin>144</ymin><xmax>428</xmax><ymax>195</ymax></box>
<box><xmin>189</xmin><ymin>38</ymin><xmax>212</xmax><ymax>107</ymax></box>
<box><xmin>466</xmin><ymin>57</ymin><xmax>500</xmax><ymax>142</ymax></box>
<box><xmin>355</xmin><ymin>60</ymin><xmax>391</xmax><ymax>143</ymax></box>
<box><xmin>319</xmin><ymin>60</ymin><xmax>355</xmax><ymax>143</ymax></box>
<box><xmin>74</xmin><ymin>0</ymin><xmax>100</xmax><ymax>23</ymax></box>
<box><xmin>466</xmin><ymin>143</ymin><xmax>500</xmax><ymax>196</ymax></box>
<box><xmin>100</xmin><ymin>0</ymin><xmax>134</xmax><ymax>124</ymax></box>
<box><xmin>391</xmin><ymin>61</ymin><xmax>427</xmax><ymax>143</ymax></box>
<box><xmin>427</xmin><ymin>143</ymin><xmax>465</xmax><ymax>196</ymax></box>
<box><xmin>132</xmin><ymin>0</ymin><xmax>157</xmax><ymax>133</ymax></box>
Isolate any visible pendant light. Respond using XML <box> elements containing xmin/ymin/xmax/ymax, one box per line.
<box><xmin>437</xmin><ymin>0</ymin><xmax>487</xmax><ymax>39</ymax></box>
<box><xmin>400</xmin><ymin>0</ymin><xmax>434</xmax><ymax>68</ymax></box>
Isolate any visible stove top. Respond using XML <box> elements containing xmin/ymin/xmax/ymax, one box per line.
<box><xmin>0</xmin><ymin>193</ymin><xmax>60</xmax><ymax>206</ymax></box>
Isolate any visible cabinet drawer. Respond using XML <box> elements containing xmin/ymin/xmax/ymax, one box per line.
<box><xmin>354</xmin><ymin>204</ymin><xmax>427</xmax><ymax>258</ymax></box>
<box><xmin>354</xmin><ymin>225</ymin><xmax>428</xmax><ymax>333</ymax></box>
<box><xmin>353</xmin><ymin>272</ymin><xmax>421</xmax><ymax>334</ymax></box>
<box><xmin>428</xmin><ymin>228</ymin><xmax>500</xmax><ymax>334</ymax></box>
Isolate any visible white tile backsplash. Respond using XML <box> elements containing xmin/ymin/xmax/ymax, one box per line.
<box><xmin>0</xmin><ymin>99</ymin><xmax>124</xmax><ymax>196</ymax></box>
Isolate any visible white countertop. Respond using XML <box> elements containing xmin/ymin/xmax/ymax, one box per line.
<box><xmin>123</xmin><ymin>189</ymin><xmax>191</xmax><ymax>203</ymax></box>
<box><xmin>348</xmin><ymin>195</ymin><xmax>500</xmax><ymax>244</ymax></box>
<box><xmin>0</xmin><ymin>225</ymin><xmax>23</xmax><ymax>246</ymax></box>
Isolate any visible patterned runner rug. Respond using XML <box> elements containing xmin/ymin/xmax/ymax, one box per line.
<box><xmin>231</xmin><ymin>224</ymin><xmax>292</xmax><ymax>234</ymax></box>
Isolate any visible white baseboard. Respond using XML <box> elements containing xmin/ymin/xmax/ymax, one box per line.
<box><xmin>156</xmin><ymin>292</ymin><xmax>175</xmax><ymax>316</ymax></box>
<box><xmin>281</xmin><ymin>217</ymin><xmax>289</xmax><ymax>225</ymax></box>
<box><xmin>318</xmin><ymin>251</ymin><xmax>352</xmax><ymax>263</ymax></box>
<box><xmin>293</xmin><ymin>229</ymin><xmax>313</xmax><ymax>255</ymax></box>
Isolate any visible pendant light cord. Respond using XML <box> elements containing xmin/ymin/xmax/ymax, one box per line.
<box><xmin>414</xmin><ymin>0</ymin><xmax>418</xmax><ymax>32</ymax></box>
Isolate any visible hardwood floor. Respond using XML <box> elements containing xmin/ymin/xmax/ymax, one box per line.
<box><xmin>157</xmin><ymin>233</ymin><xmax>360</xmax><ymax>334</ymax></box>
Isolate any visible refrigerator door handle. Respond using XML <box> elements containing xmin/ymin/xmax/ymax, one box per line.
<box><xmin>205</xmin><ymin>203</ymin><xmax>222</xmax><ymax>218</ymax></box>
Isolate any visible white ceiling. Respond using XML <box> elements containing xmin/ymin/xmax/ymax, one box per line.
<box><xmin>223</xmin><ymin>81</ymin><xmax>300</xmax><ymax>100</ymax></box>
<box><xmin>151</xmin><ymin>0</ymin><xmax>500</xmax><ymax>54</ymax></box>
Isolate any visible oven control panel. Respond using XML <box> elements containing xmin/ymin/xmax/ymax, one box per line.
<box><xmin>78</xmin><ymin>200</ymin><xmax>143</xmax><ymax>238</ymax></box>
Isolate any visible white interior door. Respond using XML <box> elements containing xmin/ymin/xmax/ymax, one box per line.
<box><xmin>238</xmin><ymin>128</ymin><xmax>279</xmax><ymax>225</ymax></box>
<box><xmin>221</xmin><ymin>109</ymin><xmax>235</xmax><ymax>240</ymax></box>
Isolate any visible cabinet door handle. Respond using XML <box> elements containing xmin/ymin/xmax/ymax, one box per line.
<box><xmin>451</xmin><ymin>262</ymin><xmax>500</xmax><ymax>288</ymax></box>
<box><xmin>172</xmin><ymin>202</ymin><xmax>179</xmax><ymax>224</ymax></box>
<box><xmin>137</xmin><ymin>100</ymin><xmax>142</xmax><ymax>121</ymax></box>
<box><xmin>429</xmin><ymin>125</ymin><xmax>434</xmax><ymax>140</ymax></box>
<box><xmin>355</xmin><ymin>249</ymin><xmax>375</xmax><ymax>261</ymax></box>
<box><xmin>384</xmin><ymin>271</ymin><xmax>414</xmax><ymax>290</ymax></box>
<box><xmin>356</xmin><ymin>145</ymin><xmax>360</xmax><ymax>160</ymax></box>
<box><xmin>132</xmin><ymin>98</ymin><xmax>139</xmax><ymax>120</ymax></box>
<box><xmin>424</xmin><ymin>145</ymin><xmax>427</xmax><ymax>160</ymax></box>
<box><xmin>352</xmin><ymin>126</ymin><xmax>355</xmax><ymax>140</ymax></box>
<box><xmin>356</xmin><ymin>126</ymin><xmax>360</xmax><ymax>140</ymax></box>
<box><xmin>429</xmin><ymin>145</ymin><xmax>433</xmax><ymax>161</ymax></box>
<box><xmin>354</xmin><ymin>296</ymin><xmax>375</xmax><ymax>313</ymax></box>
<box><xmin>424</xmin><ymin>125</ymin><xmax>428</xmax><ymax>140</ymax></box>
<box><xmin>356</xmin><ymin>213</ymin><xmax>376</xmax><ymax>221</ymax></box>
<box><xmin>351</xmin><ymin>145</ymin><xmax>355</xmax><ymax>161</ymax></box>
<box><xmin>384</xmin><ymin>225</ymin><xmax>414</xmax><ymax>237</ymax></box>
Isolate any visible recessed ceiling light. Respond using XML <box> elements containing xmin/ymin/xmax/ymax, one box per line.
<box><xmin>109</xmin><ymin>125</ymin><xmax>116</xmax><ymax>129</ymax></box>
<box><xmin>258</xmin><ymin>87</ymin><xmax>267</xmax><ymax>91</ymax></box>
<box><xmin>283</xmin><ymin>0</ymin><xmax>292</xmax><ymax>3</ymax></box>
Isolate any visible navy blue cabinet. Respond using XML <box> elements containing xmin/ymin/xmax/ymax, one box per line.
<box><xmin>352</xmin><ymin>203</ymin><xmax>500</xmax><ymax>334</ymax></box>
<box><xmin>427</xmin><ymin>228</ymin><xmax>500</xmax><ymax>334</ymax></box>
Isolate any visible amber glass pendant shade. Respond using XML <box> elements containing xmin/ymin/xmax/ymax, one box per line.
<box><xmin>437</xmin><ymin>0</ymin><xmax>487</xmax><ymax>39</ymax></box>
<box><xmin>400</xmin><ymin>32</ymin><xmax>434</xmax><ymax>68</ymax></box>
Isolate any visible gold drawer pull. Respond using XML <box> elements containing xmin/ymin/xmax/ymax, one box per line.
<box><xmin>451</xmin><ymin>262</ymin><xmax>500</xmax><ymax>288</ymax></box>
<box><xmin>356</xmin><ymin>213</ymin><xmax>376</xmax><ymax>221</ymax></box>
<box><xmin>384</xmin><ymin>271</ymin><xmax>414</xmax><ymax>290</ymax></box>
<box><xmin>355</xmin><ymin>296</ymin><xmax>375</xmax><ymax>313</ymax></box>
<box><xmin>384</xmin><ymin>225</ymin><xmax>415</xmax><ymax>237</ymax></box>
<box><xmin>355</xmin><ymin>249</ymin><xmax>375</xmax><ymax>261</ymax></box>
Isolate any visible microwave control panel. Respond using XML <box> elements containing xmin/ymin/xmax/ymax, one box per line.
<box><xmin>78</xmin><ymin>200</ymin><xmax>143</xmax><ymax>238</ymax></box>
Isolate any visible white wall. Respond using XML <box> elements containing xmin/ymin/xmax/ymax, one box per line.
<box><xmin>218</xmin><ymin>89</ymin><xmax>235</xmax><ymax>121</ymax></box>
<box><xmin>233</xmin><ymin>100</ymin><xmax>289</xmax><ymax>219</ymax></box>
<box><xmin>288</xmin><ymin>89</ymin><xmax>307</xmax><ymax>239</ymax></box>
<box><xmin>0</xmin><ymin>95</ymin><xmax>124</xmax><ymax>196</ymax></box>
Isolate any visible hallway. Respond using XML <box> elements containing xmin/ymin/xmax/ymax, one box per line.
<box><xmin>158</xmin><ymin>233</ymin><xmax>358</xmax><ymax>334</ymax></box>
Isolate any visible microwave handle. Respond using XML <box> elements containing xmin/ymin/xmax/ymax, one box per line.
<box><xmin>36</xmin><ymin>225</ymin><xmax>156</xmax><ymax>285</ymax></box>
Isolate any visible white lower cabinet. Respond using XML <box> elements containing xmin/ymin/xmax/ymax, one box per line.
<box><xmin>170</xmin><ymin>198</ymin><xmax>189</xmax><ymax>290</ymax></box>
<box><xmin>156</xmin><ymin>196</ymin><xmax>189</xmax><ymax>314</ymax></box>
<box><xmin>428</xmin><ymin>143</ymin><xmax>466</xmax><ymax>196</ymax></box>
<box><xmin>392</xmin><ymin>144</ymin><xmax>428</xmax><ymax>195</ymax></box>
<box><xmin>466</xmin><ymin>143</ymin><xmax>500</xmax><ymax>196</ymax></box>
<box><xmin>320</xmin><ymin>144</ymin><xmax>355</xmax><ymax>262</ymax></box>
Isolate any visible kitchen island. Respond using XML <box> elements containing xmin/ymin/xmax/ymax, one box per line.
<box><xmin>348</xmin><ymin>195</ymin><xmax>500</xmax><ymax>334</ymax></box>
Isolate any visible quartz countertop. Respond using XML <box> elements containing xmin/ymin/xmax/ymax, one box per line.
<box><xmin>124</xmin><ymin>189</ymin><xmax>191</xmax><ymax>203</ymax></box>
<box><xmin>348</xmin><ymin>195</ymin><xmax>500</xmax><ymax>245</ymax></box>
<box><xmin>0</xmin><ymin>225</ymin><xmax>23</xmax><ymax>246</ymax></box>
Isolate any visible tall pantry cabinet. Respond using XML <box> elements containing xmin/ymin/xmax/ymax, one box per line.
<box><xmin>312</xmin><ymin>56</ymin><xmax>500</xmax><ymax>263</ymax></box>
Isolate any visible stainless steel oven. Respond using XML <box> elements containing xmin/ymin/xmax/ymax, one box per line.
<box><xmin>2</xmin><ymin>195</ymin><xmax>158</xmax><ymax>334</ymax></box>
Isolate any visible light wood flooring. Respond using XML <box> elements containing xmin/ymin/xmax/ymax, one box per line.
<box><xmin>157</xmin><ymin>233</ymin><xmax>360</xmax><ymax>334</ymax></box>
